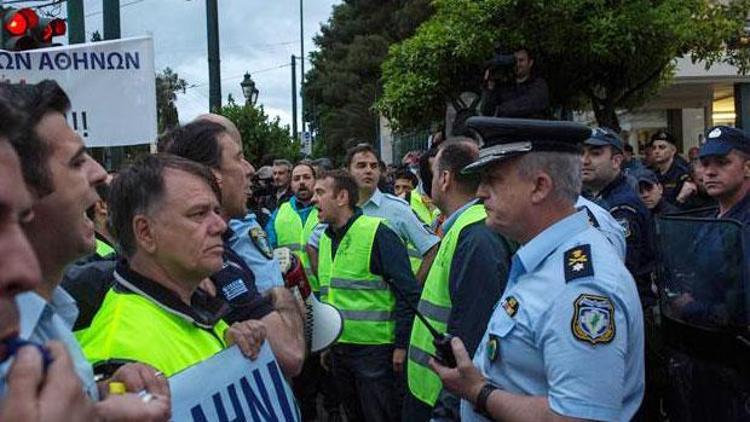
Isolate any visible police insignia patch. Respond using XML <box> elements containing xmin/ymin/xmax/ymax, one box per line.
<box><xmin>249</xmin><ymin>227</ymin><xmax>274</xmax><ymax>259</ymax></box>
<box><xmin>564</xmin><ymin>245</ymin><xmax>594</xmax><ymax>282</ymax></box>
<box><xmin>571</xmin><ymin>294</ymin><xmax>615</xmax><ymax>345</ymax></box>
<box><xmin>501</xmin><ymin>296</ymin><xmax>519</xmax><ymax>318</ymax></box>
<box><xmin>616</xmin><ymin>218</ymin><xmax>631</xmax><ymax>238</ymax></box>
<box><xmin>487</xmin><ymin>335</ymin><xmax>499</xmax><ymax>362</ymax></box>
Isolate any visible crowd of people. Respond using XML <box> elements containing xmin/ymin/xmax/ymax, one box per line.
<box><xmin>0</xmin><ymin>78</ymin><xmax>748</xmax><ymax>422</ymax></box>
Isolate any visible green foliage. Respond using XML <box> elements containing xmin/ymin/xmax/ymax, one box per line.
<box><xmin>156</xmin><ymin>67</ymin><xmax>187</xmax><ymax>133</ymax></box>
<box><xmin>377</xmin><ymin>0</ymin><xmax>750</xmax><ymax>131</ymax></box>
<box><xmin>217</xmin><ymin>102</ymin><xmax>299</xmax><ymax>164</ymax></box>
<box><xmin>304</xmin><ymin>0</ymin><xmax>434</xmax><ymax>162</ymax></box>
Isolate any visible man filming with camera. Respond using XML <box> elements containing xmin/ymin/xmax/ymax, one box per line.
<box><xmin>480</xmin><ymin>47</ymin><xmax>550</xmax><ymax>119</ymax></box>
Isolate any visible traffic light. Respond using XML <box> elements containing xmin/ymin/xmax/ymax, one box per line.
<box><xmin>1</xmin><ymin>7</ymin><xmax>66</xmax><ymax>51</ymax></box>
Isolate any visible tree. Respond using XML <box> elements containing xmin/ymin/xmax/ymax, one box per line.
<box><xmin>156</xmin><ymin>67</ymin><xmax>187</xmax><ymax>133</ymax></box>
<box><xmin>304</xmin><ymin>0</ymin><xmax>434</xmax><ymax>161</ymax></box>
<box><xmin>377</xmin><ymin>0</ymin><xmax>750</xmax><ymax>132</ymax></box>
<box><xmin>218</xmin><ymin>99</ymin><xmax>299</xmax><ymax>164</ymax></box>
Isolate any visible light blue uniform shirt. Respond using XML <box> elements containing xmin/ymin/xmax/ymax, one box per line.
<box><xmin>0</xmin><ymin>288</ymin><xmax>99</xmax><ymax>400</ymax></box>
<box><xmin>576</xmin><ymin>195</ymin><xmax>627</xmax><ymax>261</ymax></box>
<box><xmin>228</xmin><ymin>211</ymin><xmax>284</xmax><ymax>294</ymax></box>
<box><xmin>462</xmin><ymin>211</ymin><xmax>644</xmax><ymax>421</ymax></box>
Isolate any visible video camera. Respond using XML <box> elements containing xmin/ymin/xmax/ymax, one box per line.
<box><xmin>250</xmin><ymin>172</ymin><xmax>274</xmax><ymax>198</ymax></box>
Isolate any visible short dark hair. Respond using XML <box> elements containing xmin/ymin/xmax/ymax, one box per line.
<box><xmin>319</xmin><ymin>169</ymin><xmax>358</xmax><ymax>210</ymax></box>
<box><xmin>109</xmin><ymin>154</ymin><xmax>221</xmax><ymax>257</ymax></box>
<box><xmin>273</xmin><ymin>159</ymin><xmax>292</xmax><ymax>169</ymax></box>
<box><xmin>394</xmin><ymin>168</ymin><xmax>418</xmax><ymax>187</ymax></box>
<box><xmin>0</xmin><ymin>80</ymin><xmax>70</xmax><ymax>197</ymax></box>
<box><xmin>345</xmin><ymin>143</ymin><xmax>378</xmax><ymax>169</ymax></box>
<box><xmin>437</xmin><ymin>140</ymin><xmax>480</xmax><ymax>192</ymax></box>
<box><xmin>293</xmin><ymin>160</ymin><xmax>317</xmax><ymax>178</ymax></box>
<box><xmin>161</xmin><ymin>121</ymin><xmax>228</xmax><ymax>169</ymax></box>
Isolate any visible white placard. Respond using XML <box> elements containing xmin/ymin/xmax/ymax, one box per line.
<box><xmin>169</xmin><ymin>344</ymin><xmax>300</xmax><ymax>422</ymax></box>
<box><xmin>0</xmin><ymin>36</ymin><xmax>157</xmax><ymax>147</ymax></box>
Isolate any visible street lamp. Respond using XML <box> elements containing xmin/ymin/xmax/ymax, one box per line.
<box><xmin>240</xmin><ymin>72</ymin><xmax>259</xmax><ymax>105</ymax></box>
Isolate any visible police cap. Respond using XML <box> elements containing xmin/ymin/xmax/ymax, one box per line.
<box><xmin>649</xmin><ymin>130</ymin><xmax>674</xmax><ymax>146</ymax></box>
<box><xmin>699</xmin><ymin>126</ymin><xmax>750</xmax><ymax>159</ymax></box>
<box><xmin>633</xmin><ymin>168</ymin><xmax>659</xmax><ymax>186</ymax></box>
<box><xmin>584</xmin><ymin>127</ymin><xmax>624</xmax><ymax>153</ymax></box>
<box><xmin>462</xmin><ymin>117</ymin><xmax>591</xmax><ymax>173</ymax></box>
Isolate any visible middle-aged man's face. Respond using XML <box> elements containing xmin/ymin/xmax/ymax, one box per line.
<box><xmin>394</xmin><ymin>178</ymin><xmax>415</xmax><ymax>198</ymax></box>
<box><xmin>24</xmin><ymin>112</ymin><xmax>106</xmax><ymax>265</ymax></box>
<box><xmin>638</xmin><ymin>182</ymin><xmax>664</xmax><ymax>210</ymax></box>
<box><xmin>273</xmin><ymin>164</ymin><xmax>291</xmax><ymax>189</ymax></box>
<box><xmin>312</xmin><ymin>177</ymin><xmax>342</xmax><ymax>225</ymax></box>
<box><xmin>700</xmin><ymin>150</ymin><xmax>750</xmax><ymax>199</ymax></box>
<box><xmin>514</xmin><ymin>49</ymin><xmax>533</xmax><ymax>80</ymax></box>
<box><xmin>348</xmin><ymin>151</ymin><xmax>380</xmax><ymax>192</ymax></box>
<box><xmin>650</xmin><ymin>140</ymin><xmax>675</xmax><ymax>165</ymax></box>
<box><xmin>145</xmin><ymin>169</ymin><xmax>227</xmax><ymax>280</ymax></box>
<box><xmin>476</xmin><ymin>158</ymin><xmax>533</xmax><ymax>242</ymax></box>
<box><xmin>581</xmin><ymin>145</ymin><xmax>621</xmax><ymax>186</ymax></box>
<box><xmin>217</xmin><ymin>132</ymin><xmax>252</xmax><ymax>218</ymax></box>
<box><xmin>291</xmin><ymin>165</ymin><xmax>315</xmax><ymax>203</ymax></box>
<box><xmin>0</xmin><ymin>141</ymin><xmax>42</xmax><ymax>357</ymax></box>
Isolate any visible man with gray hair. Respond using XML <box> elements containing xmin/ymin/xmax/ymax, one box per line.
<box><xmin>272</xmin><ymin>159</ymin><xmax>294</xmax><ymax>211</ymax></box>
<box><xmin>430</xmin><ymin>118</ymin><xmax>644</xmax><ymax>421</ymax></box>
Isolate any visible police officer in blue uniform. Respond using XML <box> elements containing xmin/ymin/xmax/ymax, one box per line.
<box><xmin>581</xmin><ymin>128</ymin><xmax>655</xmax><ymax>306</ymax></box>
<box><xmin>430</xmin><ymin>117</ymin><xmax>644</xmax><ymax>422</ymax></box>
<box><xmin>648</xmin><ymin>130</ymin><xmax>690</xmax><ymax>207</ymax></box>
<box><xmin>657</xmin><ymin>126</ymin><xmax>750</xmax><ymax>421</ymax></box>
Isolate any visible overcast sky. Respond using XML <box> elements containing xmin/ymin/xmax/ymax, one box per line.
<box><xmin>17</xmin><ymin>0</ymin><xmax>340</xmax><ymax>131</ymax></box>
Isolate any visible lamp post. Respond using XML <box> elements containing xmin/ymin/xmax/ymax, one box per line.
<box><xmin>240</xmin><ymin>72</ymin><xmax>259</xmax><ymax>106</ymax></box>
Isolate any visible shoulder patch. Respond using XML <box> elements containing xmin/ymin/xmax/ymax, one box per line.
<box><xmin>249</xmin><ymin>227</ymin><xmax>273</xmax><ymax>259</ymax></box>
<box><xmin>571</xmin><ymin>294</ymin><xmax>615</xmax><ymax>345</ymax></box>
<box><xmin>501</xmin><ymin>296</ymin><xmax>519</xmax><ymax>318</ymax></box>
<box><xmin>564</xmin><ymin>245</ymin><xmax>594</xmax><ymax>282</ymax></box>
<box><xmin>616</xmin><ymin>218</ymin><xmax>631</xmax><ymax>238</ymax></box>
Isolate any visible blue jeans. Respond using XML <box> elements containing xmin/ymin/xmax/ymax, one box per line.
<box><xmin>330</xmin><ymin>344</ymin><xmax>400</xmax><ymax>422</ymax></box>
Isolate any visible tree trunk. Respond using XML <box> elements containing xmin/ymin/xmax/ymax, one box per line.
<box><xmin>590</xmin><ymin>97</ymin><xmax>621</xmax><ymax>133</ymax></box>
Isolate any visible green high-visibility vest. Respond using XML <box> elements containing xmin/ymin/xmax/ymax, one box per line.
<box><xmin>77</xmin><ymin>288</ymin><xmax>228</xmax><ymax>377</ymax></box>
<box><xmin>410</xmin><ymin>192</ymin><xmax>434</xmax><ymax>226</ymax></box>
<box><xmin>407</xmin><ymin>204</ymin><xmax>487</xmax><ymax>406</ymax></box>
<box><xmin>274</xmin><ymin>201</ymin><xmax>320</xmax><ymax>292</ymax></box>
<box><xmin>318</xmin><ymin>215</ymin><xmax>396</xmax><ymax>345</ymax></box>
<box><xmin>96</xmin><ymin>238</ymin><xmax>115</xmax><ymax>257</ymax></box>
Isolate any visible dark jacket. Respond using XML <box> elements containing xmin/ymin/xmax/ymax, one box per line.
<box><xmin>480</xmin><ymin>76</ymin><xmax>550</xmax><ymax>119</ymax></box>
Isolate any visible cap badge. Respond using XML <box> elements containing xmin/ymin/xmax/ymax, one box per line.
<box><xmin>708</xmin><ymin>128</ymin><xmax>722</xmax><ymax>139</ymax></box>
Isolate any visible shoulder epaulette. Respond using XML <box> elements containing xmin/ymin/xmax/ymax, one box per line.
<box><xmin>564</xmin><ymin>244</ymin><xmax>594</xmax><ymax>282</ymax></box>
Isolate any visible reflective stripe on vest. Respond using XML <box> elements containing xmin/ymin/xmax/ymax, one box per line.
<box><xmin>407</xmin><ymin>204</ymin><xmax>487</xmax><ymax>405</ymax></box>
<box><xmin>318</xmin><ymin>215</ymin><xmax>396</xmax><ymax>345</ymax></box>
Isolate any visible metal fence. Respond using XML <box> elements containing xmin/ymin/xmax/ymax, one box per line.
<box><xmin>391</xmin><ymin>129</ymin><xmax>430</xmax><ymax>164</ymax></box>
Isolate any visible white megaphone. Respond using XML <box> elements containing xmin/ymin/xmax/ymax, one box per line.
<box><xmin>304</xmin><ymin>293</ymin><xmax>343</xmax><ymax>353</ymax></box>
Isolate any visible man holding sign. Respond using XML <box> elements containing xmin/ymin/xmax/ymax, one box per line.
<box><xmin>78</xmin><ymin>154</ymin><xmax>268</xmax><ymax>376</ymax></box>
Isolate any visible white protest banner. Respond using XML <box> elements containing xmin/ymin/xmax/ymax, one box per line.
<box><xmin>0</xmin><ymin>36</ymin><xmax>157</xmax><ymax>147</ymax></box>
<box><xmin>169</xmin><ymin>344</ymin><xmax>300</xmax><ymax>422</ymax></box>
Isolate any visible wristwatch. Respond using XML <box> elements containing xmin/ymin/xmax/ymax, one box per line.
<box><xmin>474</xmin><ymin>383</ymin><xmax>499</xmax><ymax>418</ymax></box>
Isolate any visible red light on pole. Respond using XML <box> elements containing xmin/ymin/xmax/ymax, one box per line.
<box><xmin>50</xmin><ymin>18</ymin><xmax>66</xmax><ymax>36</ymax></box>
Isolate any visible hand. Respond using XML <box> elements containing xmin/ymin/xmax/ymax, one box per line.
<box><xmin>392</xmin><ymin>348</ymin><xmax>406</xmax><ymax>373</ymax></box>
<box><xmin>106</xmin><ymin>363</ymin><xmax>169</xmax><ymax>398</ymax></box>
<box><xmin>281</xmin><ymin>255</ymin><xmax>312</xmax><ymax>299</ymax></box>
<box><xmin>225</xmin><ymin>320</ymin><xmax>267</xmax><ymax>360</ymax></box>
<box><xmin>1</xmin><ymin>342</ymin><xmax>95</xmax><ymax>421</ymax></box>
<box><xmin>428</xmin><ymin>337</ymin><xmax>485</xmax><ymax>403</ymax></box>
<box><xmin>273</xmin><ymin>247</ymin><xmax>293</xmax><ymax>274</ymax></box>
<box><xmin>676</xmin><ymin>181</ymin><xmax>697</xmax><ymax>203</ymax></box>
<box><xmin>95</xmin><ymin>392</ymin><xmax>170</xmax><ymax>422</ymax></box>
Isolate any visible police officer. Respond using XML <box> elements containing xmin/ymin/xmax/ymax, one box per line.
<box><xmin>634</xmin><ymin>168</ymin><xmax>679</xmax><ymax>216</ymax></box>
<box><xmin>648</xmin><ymin>130</ymin><xmax>690</xmax><ymax>206</ymax></box>
<box><xmin>404</xmin><ymin>140</ymin><xmax>513</xmax><ymax>421</ymax></box>
<box><xmin>699</xmin><ymin>125</ymin><xmax>750</xmax><ymax>222</ymax></box>
<box><xmin>581</xmin><ymin>127</ymin><xmax>655</xmax><ymax>306</ymax></box>
<box><xmin>313</xmin><ymin>169</ymin><xmax>420</xmax><ymax>422</ymax></box>
<box><xmin>430</xmin><ymin>117</ymin><xmax>644</xmax><ymax>421</ymax></box>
